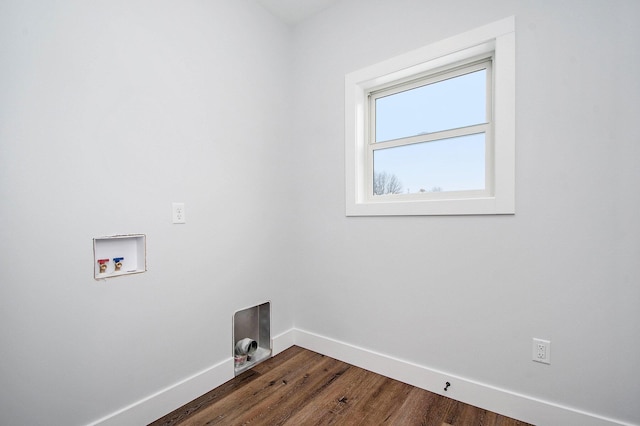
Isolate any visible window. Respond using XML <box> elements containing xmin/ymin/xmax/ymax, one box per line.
<box><xmin>345</xmin><ymin>17</ymin><xmax>515</xmax><ymax>216</ymax></box>
<box><xmin>371</xmin><ymin>59</ymin><xmax>491</xmax><ymax>197</ymax></box>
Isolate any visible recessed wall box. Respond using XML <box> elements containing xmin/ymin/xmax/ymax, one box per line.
<box><xmin>233</xmin><ymin>302</ymin><xmax>271</xmax><ymax>376</ymax></box>
<box><xmin>93</xmin><ymin>234</ymin><xmax>146</xmax><ymax>279</ymax></box>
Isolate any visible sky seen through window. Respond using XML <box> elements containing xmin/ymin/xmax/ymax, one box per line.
<box><xmin>373</xmin><ymin>69</ymin><xmax>487</xmax><ymax>194</ymax></box>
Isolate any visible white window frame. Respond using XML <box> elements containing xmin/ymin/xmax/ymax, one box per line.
<box><xmin>345</xmin><ymin>17</ymin><xmax>515</xmax><ymax>216</ymax></box>
<box><xmin>368</xmin><ymin>57</ymin><xmax>493</xmax><ymax>201</ymax></box>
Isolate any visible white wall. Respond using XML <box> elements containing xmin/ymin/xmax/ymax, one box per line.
<box><xmin>0</xmin><ymin>1</ymin><xmax>295</xmax><ymax>425</ymax></box>
<box><xmin>289</xmin><ymin>0</ymin><xmax>640</xmax><ymax>424</ymax></box>
<box><xmin>2</xmin><ymin>0</ymin><xmax>639</xmax><ymax>425</ymax></box>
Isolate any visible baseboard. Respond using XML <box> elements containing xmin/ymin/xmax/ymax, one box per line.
<box><xmin>88</xmin><ymin>328</ymin><xmax>630</xmax><ymax>426</ymax></box>
<box><xmin>86</xmin><ymin>356</ymin><xmax>232</xmax><ymax>426</ymax></box>
<box><xmin>293</xmin><ymin>328</ymin><xmax>632</xmax><ymax>426</ymax></box>
<box><xmin>88</xmin><ymin>329</ymin><xmax>295</xmax><ymax>426</ymax></box>
<box><xmin>272</xmin><ymin>328</ymin><xmax>295</xmax><ymax>356</ymax></box>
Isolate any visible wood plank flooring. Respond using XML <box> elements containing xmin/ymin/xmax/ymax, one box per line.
<box><xmin>149</xmin><ymin>346</ymin><xmax>533</xmax><ymax>426</ymax></box>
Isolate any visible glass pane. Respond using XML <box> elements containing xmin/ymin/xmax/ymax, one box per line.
<box><xmin>375</xmin><ymin>69</ymin><xmax>486</xmax><ymax>142</ymax></box>
<box><xmin>373</xmin><ymin>133</ymin><xmax>485</xmax><ymax>195</ymax></box>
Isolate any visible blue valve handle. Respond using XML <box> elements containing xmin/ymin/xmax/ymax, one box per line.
<box><xmin>113</xmin><ymin>257</ymin><xmax>124</xmax><ymax>262</ymax></box>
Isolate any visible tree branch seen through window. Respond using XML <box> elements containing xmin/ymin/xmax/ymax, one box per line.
<box><xmin>373</xmin><ymin>171</ymin><xmax>403</xmax><ymax>195</ymax></box>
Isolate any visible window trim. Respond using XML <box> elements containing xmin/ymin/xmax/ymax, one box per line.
<box><xmin>345</xmin><ymin>17</ymin><xmax>515</xmax><ymax>216</ymax></box>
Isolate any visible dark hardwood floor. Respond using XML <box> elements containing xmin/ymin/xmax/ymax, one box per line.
<box><xmin>149</xmin><ymin>346</ymin><xmax>533</xmax><ymax>426</ymax></box>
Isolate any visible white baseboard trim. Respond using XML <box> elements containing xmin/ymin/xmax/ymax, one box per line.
<box><xmin>87</xmin><ymin>357</ymin><xmax>233</xmax><ymax>426</ymax></box>
<box><xmin>272</xmin><ymin>328</ymin><xmax>295</xmax><ymax>356</ymax></box>
<box><xmin>88</xmin><ymin>328</ymin><xmax>631</xmax><ymax>426</ymax></box>
<box><xmin>293</xmin><ymin>328</ymin><xmax>632</xmax><ymax>426</ymax></box>
<box><xmin>88</xmin><ymin>329</ymin><xmax>296</xmax><ymax>426</ymax></box>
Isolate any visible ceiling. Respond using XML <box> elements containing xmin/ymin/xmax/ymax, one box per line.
<box><xmin>255</xmin><ymin>0</ymin><xmax>342</xmax><ymax>24</ymax></box>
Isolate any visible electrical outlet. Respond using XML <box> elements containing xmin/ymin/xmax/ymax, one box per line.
<box><xmin>532</xmin><ymin>338</ymin><xmax>551</xmax><ymax>364</ymax></box>
<box><xmin>172</xmin><ymin>202</ymin><xmax>186</xmax><ymax>224</ymax></box>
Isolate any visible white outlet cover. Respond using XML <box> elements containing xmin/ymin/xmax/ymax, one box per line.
<box><xmin>172</xmin><ymin>202</ymin><xmax>186</xmax><ymax>224</ymax></box>
<box><xmin>532</xmin><ymin>338</ymin><xmax>551</xmax><ymax>364</ymax></box>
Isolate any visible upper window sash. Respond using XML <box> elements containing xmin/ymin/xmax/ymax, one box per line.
<box><xmin>368</xmin><ymin>58</ymin><xmax>493</xmax><ymax>146</ymax></box>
